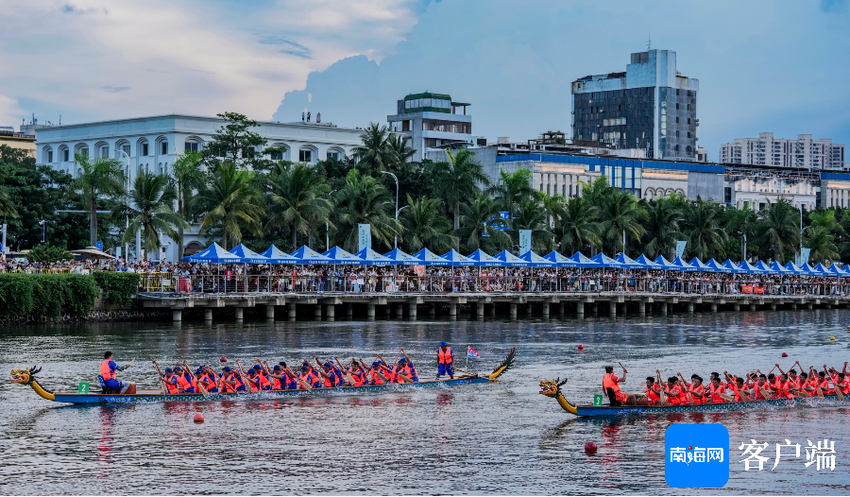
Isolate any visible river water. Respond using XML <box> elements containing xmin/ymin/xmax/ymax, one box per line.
<box><xmin>1</xmin><ymin>309</ymin><xmax>849</xmax><ymax>495</ymax></box>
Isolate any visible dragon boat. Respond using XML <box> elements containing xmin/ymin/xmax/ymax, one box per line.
<box><xmin>10</xmin><ymin>349</ymin><xmax>515</xmax><ymax>405</ymax></box>
<box><xmin>539</xmin><ymin>377</ymin><xmax>849</xmax><ymax>417</ymax></box>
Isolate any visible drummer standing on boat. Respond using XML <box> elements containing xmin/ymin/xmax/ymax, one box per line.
<box><xmin>100</xmin><ymin>351</ymin><xmax>134</xmax><ymax>394</ymax></box>
<box><xmin>437</xmin><ymin>341</ymin><xmax>455</xmax><ymax>380</ymax></box>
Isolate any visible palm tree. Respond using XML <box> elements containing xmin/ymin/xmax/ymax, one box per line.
<box><xmin>333</xmin><ymin>169</ymin><xmax>402</xmax><ymax>252</ymax></box>
<box><xmin>804</xmin><ymin>226</ymin><xmax>839</xmax><ymax>263</ymax></box>
<box><xmin>641</xmin><ymin>196</ymin><xmax>683</xmax><ymax>259</ymax></box>
<box><xmin>579</xmin><ymin>177</ymin><xmax>616</xmax><ymax>205</ymax></box>
<box><xmin>754</xmin><ymin>198</ymin><xmax>801</xmax><ymax>263</ymax></box>
<box><xmin>555</xmin><ymin>197</ymin><xmax>601</xmax><ymax>254</ymax></box>
<box><xmin>513</xmin><ymin>194</ymin><xmax>554</xmax><ymax>253</ymax></box>
<box><xmin>455</xmin><ymin>194</ymin><xmax>512</xmax><ymax>253</ymax></box>
<box><xmin>539</xmin><ymin>192</ymin><xmax>566</xmax><ymax>228</ymax></box>
<box><xmin>169</xmin><ymin>152</ymin><xmax>205</xmax><ymax>256</ymax></box>
<box><xmin>193</xmin><ymin>162</ymin><xmax>264</xmax><ymax>249</ymax></box>
<box><xmin>724</xmin><ymin>201</ymin><xmax>758</xmax><ymax>260</ymax></box>
<box><xmin>399</xmin><ymin>194</ymin><xmax>457</xmax><ymax>253</ymax></box>
<box><xmin>113</xmin><ymin>171</ymin><xmax>189</xmax><ymax>259</ymax></box>
<box><xmin>352</xmin><ymin>123</ymin><xmax>395</xmax><ymax>173</ymax></box>
<box><xmin>682</xmin><ymin>198</ymin><xmax>728</xmax><ymax>261</ymax></box>
<box><xmin>486</xmin><ymin>168</ymin><xmax>535</xmax><ymax>222</ymax></box>
<box><xmin>70</xmin><ymin>153</ymin><xmax>126</xmax><ymax>246</ymax></box>
<box><xmin>387</xmin><ymin>134</ymin><xmax>416</xmax><ymax>169</ymax></box>
<box><xmin>265</xmin><ymin>162</ymin><xmax>333</xmax><ymax>251</ymax></box>
<box><xmin>597</xmin><ymin>190</ymin><xmax>647</xmax><ymax>254</ymax></box>
<box><xmin>434</xmin><ymin>149</ymin><xmax>489</xmax><ymax>230</ymax></box>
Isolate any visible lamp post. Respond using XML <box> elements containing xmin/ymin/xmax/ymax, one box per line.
<box><xmin>380</xmin><ymin>170</ymin><xmax>399</xmax><ymax>248</ymax></box>
<box><xmin>116</xmin><ymin>149</ymin><xmax>135</xmax><ymax>261</ymax></box>
<box><xmin>326</xmin><ymin>189</ymin><xmax>337</xmax><ymax>251</ymax></box>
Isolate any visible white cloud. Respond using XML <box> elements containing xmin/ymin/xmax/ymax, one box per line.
<box><xmin>0</xmin><ymin>95</ymin><xmax>23</xmax><ymax>127</ymax></box>
<box><xmin>0</xmin><ymin>0</ymin><xmax>426</xmax><ymax>126</ymax></box>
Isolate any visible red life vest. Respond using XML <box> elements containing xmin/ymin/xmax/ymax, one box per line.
<box><xmin>690</xmin><ymin>383</ymin><xmax>705</xmax><ymax>404</ymax></box>
<box><xmin>602</xmin><ymin>373</ymin><xmax>621</xmax><ymax>394</ymax></box>
<box><xmin>299</xmin><ymin>371</ymin><xmax>318</xmax><ymax>389</ymax></box>
<box><xmin>730</xmin><ymin>384</ymin><xmax>746</xmax><ymax>402</ymax></box>
<box><xmin>370</xmin><ymin>369</ymin><xmax>385</xmax><ymax>385</ymax></box>
<box><xmin>272</xmin><ymin>374</ymin><xmax>283</xmax><ymax>390</ymax></box>
<box><xmin>752</xmin><ymin>382</ymin><xmax>768</xmax><ymax>400</ymax></box>
<box><xmin>100</xmin><ymin>360</ymin><xmax>116</xmax><ymax>380</ymax></box>
<box><xmin>392</xmin><ymin>367</ymin><xmax>407</xmax><ymax>384</ymax></box>
<box><xmin>221</xmin><ymin>373</ymin><xmax>237</xmax><ymax>393</ymax></box>
<box><xmin>836</xmin><ymin>377</ymin><xmax>850</xmax><ymax>395</ymax></box>
<box><xmin>438</xmin><ymin>347</ymin><xmax>453</xmax><ymax>365</ymax></box>
<box><xmin>175</xmin><ymin>373</ymin><xmax>192</xmax><ymax>392</ymax></box>
<box><xmin>645</xmin><ymin>384</ymin><xmax>660</xmax><ymax>404</ymax></box>
<box><xmin>664</xmin><ymin>385</ymin><xmax>682</xmax><ymax>405</ymax></box>
<box><xmin>163</xmin><ymin>375</ymin><xmax>179</xmax><ymax>394</ymax></box>
<box><xmin>709</xmin><ymin>382</ymin><xmax>726</xmax><ymax>403</ymax></box>
<box><xmin>348</xmin><ymin>369</ymin><xmax>364</xmax><ymax>386</ymax></box>
<box><xmin>819</xmin><ymin>378</ymin><xmax>832</xmax><ymax>395</ymax></box>
<box><xmin>257</xmin><ymin>372</ymin><xmax>271</xmax><ymax>390</ymax></box>
<box><xmin>323</xmin><ymin>371</ymin><xmax>335</xmax><ymax>388</ymax></box>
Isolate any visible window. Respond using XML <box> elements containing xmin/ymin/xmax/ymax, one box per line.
<box><xmin>161</xmin><ymin>141</ymin><xmax>168</xmax><ymax>155</ymax></box>
<box><xmin>47</xmin><ymin>150</ymin><xmax>53</xmax><ymax>162</ymax></box>
<box><xmin>299</xmin><ymin>149</ymin><xmax>312</xmax><ymax>162</ymax></box>
<box><xmin>327</xmin><ymin>151</ymin><xmax>339</xmax><ymax>160</ymax></box>
<box><xmin>122</xmin><ymin>144</ymin><xmax>130</xmax><ymax>157</ymax></box>
<box><xmin>62</xmin><ymin>149</ymin><xmax>69</xmax><ymax>162</ymax></box>
<box><xmin>100</xmin><ymin>147</ymin><xmax>109</xmax><ymax>159</ymax></box>
<box><xmin>184</xmin><ymin>142</ymin><xmax>199</xmax><ymax>152</ymax></box>
<box><xmin>79</xmin><ymin>147</ymin><xmax>88</xmax><ymax>158</ymax></box>
<box><xmin>271</xmin><ymin>151</ymin><xmax>284</xmax><ymax>160</ymax></box>
<box><xmin>142</xmin><ymin>143</ymin><xmax>149</xmax><ymax>156</ymax></box>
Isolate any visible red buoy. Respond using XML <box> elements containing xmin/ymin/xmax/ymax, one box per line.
<box><xmin>220</xmin><ymin>356</ymin><xmax>228</xmax><ymax>363</ymax></box>
<box><xmin>585</xmin><ymin>441</ymin><xmax>597</xmax><ymax>453</ymax></box>
<box><xmin>781</xmin><ymin>352</ymin><xmax>788</xmax><ymax>358</ymax></box>
<box><xmin>577</xmin><ymin>344</ymin><xmax>584</xmax><ymax>351</ymax></box>
<box><xmin>193</xmin><ymin>413</ymin><xmax>205</xmax><ymax>423</ymax></box>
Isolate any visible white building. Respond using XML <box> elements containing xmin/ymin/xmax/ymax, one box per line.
<box><xmin>719</xmin><ymin>132</ymin><xmax>845</xmax><ymax>170</ymax></box>
<box><xmin>723</xmin><ymin>166</ymin><xmax>818</xmax><ymax>211</ymax></box>
<box><xmin>387</xmin><ymin>92</ymin><xmax>480</xmax><ymax>162</ymax></box>
<box><xmin>35</xmin><ymin>114</ymin><xmax>365</xmax><ymax>261</ymax></box>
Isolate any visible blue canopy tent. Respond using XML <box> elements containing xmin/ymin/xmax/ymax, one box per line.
<box><xmin>705</xmin><ymin>258</ymin><xmax>731</xmax><ymax>273</ymax></box>
<box><xmin>229</xmin><ymin>244</ymin><xmax>271</xmax><ymax>264</ymax></box>
<box><xmin>614</xmin><ymin>253</ymin><xmax>644</xmax><ymax>269</ymax></box>
<box><xmin>441</xmin><ymin>249</ymin><xmax>475</xmax><ymax>266</ymax></box>
<box><xmin>836</xmin><ymin>264</ymin><xmax>850</xmax><ymax>277</ymax></box>
<box><xmin>569</xmin><ymin>251</ymin><xmax>601</xmax><ymax>268</ymax></box>
<box><xmin>261</xmin><ymin>245</ymin><xmax>300</xmax><ymax>264</ymax></box>
<box><xmin>689</xmin><ymin>257</ymin><xmax>711</xmax><ymax>271</ymax></box>
<box><xmin>813</xmin><ymin>263</ymin><xmax>834</xmax><ymax>276</ymax></box>
<box><xmin>467</xmin><ymin>249</ymin><xmax>502</xmax><ymax>267</ymax></box>
<box><xmin>722</xmin><ymin>259</ymin><xmax>747</xmax><ymax>273</ymax></box>
<box><xmin>494</xmin><ymin>250</ymin><xmax>529</xmax><ymax>267</ymax></box>
<box><xmin>183</xmin><ymin>243</ymin><xmax>243</xmax><ymax>263</ymax></box>
<box><xmin>384</xmin><ymin>248</ymin><xmax>422</xmax><ymax>266</ymax></box>
<box><xmin>413</xmin><ymin>248</ymin><xmax>450</xmax><ymax>266</ymax></box>
<box><xmin>738</xmin><ymin>260</ymin><xmax>766</xmax><ymax>273</ymax></box>
<box><xmin>356</xmin><ymin>248</ymin><xmax>394</xmax><ymax>266</ymax></box>
<box><xmin>784</xmin><ymin>261</ymin><xmax>805</xmax><ymax>275</ymax></box>
<box><xmin>821</xmin><ymin>263</ymin><xmax>843</xmax><ymax>277</ymax></box>
<box><xmin>635</xmin><ymin>254</ymin><xmax>662</xmax><ymax>269</ymax></box>
<box><xmin>803</xmin><ymin>263</ymin><xmax>825</xmax><ymax>276</ymax></box>
<box><xmin>290</xmin><ymin>246</ymin><xmax>333</xmax><ymax>265</ymax></box>
<box><xmin>770</xmin><ymin>260</ymin><xmax>793</xmax><ymax>274</ymax></box>
<box><xmin>671</xmin><ymin>256</ymin><xmax>697</xmax><ymax>271</ymax></box>
<box><xmin>589</xmin><ymin>253</ymin><xmax>622</xmax><ymax>268</ymax></box>
<box><xmin>754</xmin><ymin>261</ymin><xmax>773</xmax><ymax>273</ymax></box>
<box><xmin>519</xmin><ymin>250</ymin><xmax>555</xmax><ymax>267</ymax></box>
<box><xmin>545</xmin><ymin>250</ymin><xmax>575</xmax><ymax>267</ymax></box>
<box><xmin>322</xmin><ymin>246</ymin><xmax>363</xmax><ymax>265</ymax></box>
<box><xmin>653</xmin><ymin>256</ymin><xmax>681</xmax><ymax>270</ymax></box>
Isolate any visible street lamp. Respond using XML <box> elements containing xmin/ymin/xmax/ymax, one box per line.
<box><xmin>326</xmin><ymin>189</ymin><xmax>337</xmax><ymax>250</ymax></box>
<box><xmin>116</xmin><ymin>149</ymin><xmax>135</xmax><ymax>260</ymax></box>
<box><xmin>380</xmin><ymin>170</ymin><xmax>399</xmax><ymax>248</ymax></box>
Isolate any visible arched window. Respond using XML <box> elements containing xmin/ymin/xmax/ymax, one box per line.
<box><xmin>137</xmin><ymin>138</ymin><xmax>150</xmax><ymax>158</ymax></box>
<box><xmin>155</xmin><ymin>136</ymin><xmax>168</xmax><ymax>157</ymax></box>
<box><xmin>58</xmin><ymin>145</ymin><xmax>69</xmax><ymax>162</ymax></box>
<box><xmin>42</xmin><ymin>146</ymin><xmax>53</xmax><ymax>164</ymax></box>
<box><xmin>298</xmin><ymin>145</ymin><xmax>318</xmax><ymax>164</ymax></box>
<box><xmin>94</xmin><ymin>141</ymin><xmax>110</xmax><ymax>159</ymax></box>
<box><xmin>327</xmin><ymin>147</ymin><xmax>345</xmax><ymax>161</ymax></box>
<box><xmin>184</xmin><ymin>136</ymin><xmax>204</xmax><ymax>153</ymax></box>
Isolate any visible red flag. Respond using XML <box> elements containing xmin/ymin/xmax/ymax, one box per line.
<box><xmin>467</xmin><ymin>346</ymin><xmax>480</xmax><ymax>359</ymax></box>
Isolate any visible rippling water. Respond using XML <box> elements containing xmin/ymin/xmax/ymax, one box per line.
<box><xmin>2</xmin><ymin>309</ymin><xmax>850</xmax><ymax>495</ymax></box>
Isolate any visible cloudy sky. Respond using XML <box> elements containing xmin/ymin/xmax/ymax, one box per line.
<box><xmin>2</xmin><ymin>0</ymin><xmax>848</xmax><ymax>158</ymax></box>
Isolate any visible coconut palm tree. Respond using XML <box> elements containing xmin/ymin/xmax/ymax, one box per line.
<box><xmin>641</xmin><ymin>196</ymin><xmax>683</xmax><ymax>259</ymax></box>
<box><xmin>387</xmin><ymin>134</ymin><xmax>416</xmax><ymax>168</ymax></box>
<box><xmin>682</xmin><ymin>198</ymin><xmax>728</xmax><ymax>261</ymax></box>
<box><xmin>112</xmin><ymin>171</ymin><xmax>189</xmax><ymax>259</ymax></box>
<box><xmin>539</xmin><ymin>192</ymin><xmax>566</xmax><ymax>227</ymax></box>
<box><xmin>597</xmin><ymin>190</ymin><xmax>647</xmax><ymax>254</ymax></box>
<box><xmin>399</xmin><ymin>194</ymin><xmax>457</xmax><ymax>253</ymax></box>
<box><xmin>193</xmin><ymin>162</ymin><xmax>264</xmax><ymax>249</ymax></box>
<box><xmin>332</xmin><ymin>169</ymin><xmax>401</xmax><ymax>252</ymax></box>
<box><xmin>169</xmin><ymin>152</ymin><xmax>205</xmax><ymax>256</ymax></box>
<box><xmin>754</xmin><ymin>198</ymin><xmax>801</xmax><ymax>263</ymax></box>
<box><xmin>352</xmin><ymin>123</ymin><xmax>395</xmax><ymax>173</ymax></box>
<box><xmin>513</xmin><ymin>194</ymin><xmax>555</xmax><ymax>253</ymax></box>
<box><xmin>264</xmin><ymin>162</ymin><xmax>333</xmax><ymax>251</ymax></box>
<box><xmin>724</xmin><ymin>201</ymin><xmax>758</xmax><ymax>260</ymax></box>
<box><xmin>486</xmin><ymin>168</ymin><xmax>535</xmax><ymax>222</ymax></box>
<box><xmin>70</xmin><ymin>153</ymin><xmax>126</xmax><ymax>246</ymax></box>
<box><xmin>455</xmin><ymin>194</ymin><xmax>512</xmax><ymax>253</ymax></box>
<box><xmin>434</xmin><ymin>149</ymin><xmax>489</xmax><ymax>230</ymax></box>
<box><xmin>555</xmin><ymin>197</ymin><xmax>601</xmax><ymax>255</ymax></box>
<box><xmin>804</xmin><ymin>226</ymin><xmax>839</xmax><ymax>263</ymax></box>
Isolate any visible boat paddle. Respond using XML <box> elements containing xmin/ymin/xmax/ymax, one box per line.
<box><xmin>235</xmin><ymin>359</ymin><xmax>258</xmax><ymax>393</ymax></box>
<box><xmin>183</xmin><ymin>360</ymin><xmax>210</xmax><ymax>399</ymax></box>
<box><xmin>824</xmin><ymin>365</ymin><xmax>845</xmax><ymax>401</ymax></box>
<box><xmin>656</xmin><ymin>370</ymin><xmax>667</xmax><ymax>405</ymax></box>
<box><xmin>151</xmin><ymin>360</ymin><xmax>168</xmax><ymax>395</ymax></box>
<box><xmin>334</xmin><ymin>357</ymin><xmax>357</xmax><ymax>386</ymax></box>
<box><xmin>676</xmin><ymin>373</ymin><xmax>694</xmax><ymax>405</ymax></box>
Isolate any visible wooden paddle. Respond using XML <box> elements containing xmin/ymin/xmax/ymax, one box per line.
<box><xmin>151</xmin><ymin>360</ymin><xmax>168</xmax><ymax>395</ymax></box>
<box><xmin>183</xmin><ymin>360</ymin><xmax>209</xmax><ymax>399</ymax></box>
<box><xmin>334</xmin><ymin>357</ymin><xmax>357</xmax><ymax>385</ymax></box>
<box><xmin>827</xmin><ymin>377</ymin><xmax>845</xmax><ymax>401</ymax></box>
<box><xmin>677</xmin><ymin>373</ymin><xmax>694</xmax><ymax>405</ymax></box>
<box><xmin>235</xmin><ymin>359</ymin><xmax>257</xmax><ymax>392</ymax></box>
<box><xmin>656</xmin><ymin>370</ymin><xmax>667</xmax><ymax>405</ymax></box>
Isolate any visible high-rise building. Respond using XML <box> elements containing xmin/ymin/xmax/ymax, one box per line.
<box><xmin>387</xmin><ymin>92</ymin><xmax>475</xmax><ymax>162</ymax></box>
<box><xmin>719</xmin><ymin>133</ymin><xmax>845</xmax><ymax>170</ymax></box>
<box><xmin>571</xmin><ymin>49</ymin><xmax>699</xmax><ymax>160</ymax></box>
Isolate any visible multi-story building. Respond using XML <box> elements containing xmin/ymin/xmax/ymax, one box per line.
<box><xmin>571</xmin><ymin>49</ymin><xmax>699</xmax><ymax>160</ymax></box>
<box><xmin>719</xmin><ymin>133</ymin><xmax>845</xmax><ymax>170</ymax></box>
<box><xmin>0</xmin><ymin>126</ymin><xmax>36</xmax><ymax>157</ymax></box>
<box><xmin>387</xmin><ymin>92</ymin><xmax>477</xmax><ymax>162</ymax></box>
<box><xmin>34</xmin><ymin>114</ymin><xmax>364</xmax><ymax>261</ymax></box>
<box><xmin>724</xmin><ymin>165</ymin><xmax>818</xmax><ymax>211</ymax></box>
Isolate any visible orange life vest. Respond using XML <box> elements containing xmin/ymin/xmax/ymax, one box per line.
<box><xmin>370</xmin><ymin>369</ymin><xmax>385</xmax><ymax>385</ymax></box>
<box><xmin>709</xmin><ymin>382</ymin><xmax>726</xmax><ymax>403</ymax></box>
<box><xmin>392</xmin><ymin>367</ymin><xmax>406</xmax><ymax>384</ymax></box>
<box><xmin>438</xmin><ymin>347</ymin><xmax>453</xmax><ymax>365</ymax></box>
<box><xmin>257</xmin><ymin>372</ymin><xmax>271</xmax><ymax>390</ymax></box>
<box><xmin>100</xmin><ymin>360</ymin><xmax>116</xmax><ymax>381</ymax></box>
<box><xmin>222</xmin><ymin>373</ymin><xmax>237</xmax><ymax>393</ymax></box>
<box><xmin>664</xmin><ymin>385</ymin><xmax>682</xmax><ymax>405</ymax></box>
<box><xmin>645</xmin><ymin>384</ymin><xmax>660</xmax><ymax>404</ymax></box>
<box><xmin>175</xmin><ymin>373</ymin><xmax>192</xmax><ymax>392</ymax></box>
<box><xmin>163</xmin><ymin>375</ymin><xmax>179</xmax><ymax>394</ymax></box>
<box><xmin>690</xmin><ymin>383</ymin><xmax>705</xmax><ymax>404</ymax></box>
<box><xmin>349</xmin><ymin>369</ymin><xmax>364</xmax><ymax>386</ymax></box>
<box><xmin>299</xmin><ymin>371</ymin><xmax>319</xmax><ymax>389</ymax></box>
<box><xmin>602</xmin><ymin>373</ymin><xmax>621</xmax><ymax>394</ymax></box>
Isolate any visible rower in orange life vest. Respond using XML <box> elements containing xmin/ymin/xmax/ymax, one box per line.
<box><xmin>100</xmin><ymin>351</ymin><xmax>135</xmax><ymax>394</ymax></box>
<box><xmin>644</xmin><ymin>376</ymin><xmax>661</xmax><ymax>405</ymax></box>
<box><xmin>437</xmin><ymin>341</ymin><xmax>454</xmax><ymax>380</ymax></box>
<box><xmin>162</xmin><ymin>368</ymin><xmax>180</xmax><ymax>394</ymax></box>
<box><xmin>680</xmin><ymin>373</ymin><xmax>705</xmax><ymax>404</ymax></box>
<box><xmin>335</xmin><ymin>356</ymin><xmax>366</xmax><ymax>386</ymax></box>
<box><xmin>662</xmin><ymin>375</ymin><xmax>683</xmax><ymax>405</ymax></box>
<box><xmin>827</xmin><ymin>362</ymin><xmax>850</xmax><ymax>395</ymax></box>
<box><xmin>172</xmin><ymin>366</ymin><xmax>194</xmax><ymax>393</ymax></box>
<box><xmin>723</xmin><ymin>372</ymin><xmax>750</xmax><ymax>402</ymax></box>
<box><xmin>602</xmin><ymin>365</ymin><xmax>635</xmax><ymax>406</ymax></box>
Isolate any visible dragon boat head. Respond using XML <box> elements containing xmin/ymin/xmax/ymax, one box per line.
<box><xmin>539</xmin><ymin>377</ymin><xmax>568</xmax><ymax>397</ymax></box>
<box><xmin>10</xmin><ymin>366</ymin><xmax>41</xmax><ymax>385</ymax></box>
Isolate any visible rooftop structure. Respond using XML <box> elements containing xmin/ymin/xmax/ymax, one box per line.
<box><xmin>387</xmin><ymin>91</ymin><xmax>477</xmax><ymax>162</ymax></box>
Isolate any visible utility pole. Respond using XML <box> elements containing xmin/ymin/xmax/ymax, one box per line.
<box><xmin>380</xmin><ymin>171</ymin><xmax>399</xmax><ymax>248</ymax></box>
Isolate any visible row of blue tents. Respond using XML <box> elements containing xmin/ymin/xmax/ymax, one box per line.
<box><xmin>182</xmin><ymin>243</ymin><xmax>850</xmax><ymax>277</ymax></box>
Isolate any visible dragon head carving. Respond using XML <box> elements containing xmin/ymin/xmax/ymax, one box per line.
<box><xmin>10</xmin><ymin>366</ymin><xmax>41</xmax><ymax>385</ymax></box>
<box><xmin>539</xmin><ymin>377</ymin><xmax>568</xmax><ymax>397</ymax></box>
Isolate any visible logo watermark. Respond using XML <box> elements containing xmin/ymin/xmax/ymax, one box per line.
<box><xmin>665</xmin><ymin>424</ymin><xmax>730</xmax><ymax>488</ymax></box>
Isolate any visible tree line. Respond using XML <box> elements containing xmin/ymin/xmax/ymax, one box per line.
<box><xmin>0</xmin><ymin>112</ymin><xmax>848</xmax><ymax>265</ymax></box>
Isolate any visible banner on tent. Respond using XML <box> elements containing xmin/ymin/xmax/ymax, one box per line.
<box><xmin>676</xmin><ymin>241</ymin><xmax>687</xmax><ymax>258</ymax></box>
<box><xmin>520</xmin><ymin>230</ymin><xmax>532</xmax><ymax>254</ymax></box>
<box><xmin>800</xmin><ymin>248</ymin><xmax>811</xmax><ymax>265</ymax></box>
<box><xmin>358</xmin><ymin>224</ymin><xmax>371</xmax><ymax>252</ymax></box>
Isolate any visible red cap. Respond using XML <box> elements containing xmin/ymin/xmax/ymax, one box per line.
<box><xmin>220</xmin><ymin>356</ymin><xmax>228</xmax><ymax>363</ymax></box>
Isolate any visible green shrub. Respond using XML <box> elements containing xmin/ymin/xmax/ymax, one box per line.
<box><xmin>27</xmin><ymin>245</ymin><xmax>74</xmax><ymax>262</ymax></box>
<box><xmin>0</xmin><ymin>273</ymin><xmax>100</xmax><ymax>318</ymax></box>
<box><xmin>92</xmin><ymin>272</ymin><xmax>140</xmax><ymax>306</ymax></box>
<box><xmin>0</xmin><ymin>274</ymin><xmax>35</xmax><ymax>317</ymax></box>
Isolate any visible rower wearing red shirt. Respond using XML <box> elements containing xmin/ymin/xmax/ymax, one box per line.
<box><xmin>644</xmin><ymin>376</ymin><xmax>661</xmax><ymax>405</ymax></box>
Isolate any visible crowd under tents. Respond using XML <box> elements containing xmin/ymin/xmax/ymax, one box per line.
<box><xmin>181</xmin><ymin>243</ymin><xmax>850</xmax><ymax>277</ymax></box>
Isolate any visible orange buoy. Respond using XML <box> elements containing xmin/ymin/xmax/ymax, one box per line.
<box><xmin>781</xmin><ymin>352</ymin><xmax>788</xmax><ymax>358</ymax></box>
<box><xmin>585</xmin><ymin>441</ymin><xmax>597</xmax><ymax>453</ymax></box>
<box><xmin>577</xmin><ymin>344</ymin><xmax>584</xmax><ymax>351</ymax></box>
<box><xmin>193</xmin><ymin>413</ymin><xmax>205</xmax><ymax>423</ymax></box>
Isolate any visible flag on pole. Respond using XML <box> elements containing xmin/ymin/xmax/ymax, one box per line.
<box><xmin>467</xmin><ymin>346</ymin><xmax>480</xmax><ymax>359</ymax></box>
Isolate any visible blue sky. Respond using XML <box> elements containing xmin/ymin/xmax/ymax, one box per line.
<box><xmin>2</xmin><ymin>0</ymin><xmax>848</xmax><ymax>160</ymax></box>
